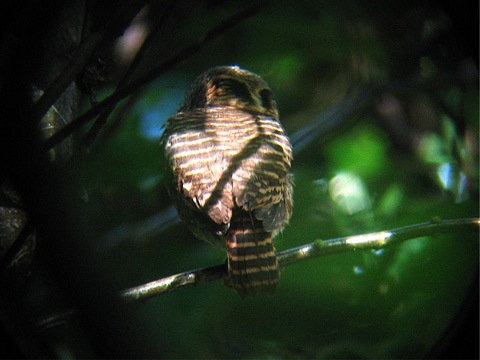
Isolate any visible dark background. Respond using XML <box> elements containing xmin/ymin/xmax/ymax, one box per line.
<box><xmin>0</xmin><ymin>0</ymin><xmax>478</xmax><ymax>358</ymax></box>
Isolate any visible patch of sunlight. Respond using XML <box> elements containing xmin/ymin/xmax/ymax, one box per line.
<box><xmin>353</xmin><ymin>266</ymin><xmax>364</xmax><ymax>275</ymax></box>
<box><xmin>437</xmin><ymin>163</ymin><xmax>453</xmax><ymax>190</ymax></box>
<box><xmin>138</xmin><ymin>89</ymin><xmax>184</xmax><ymax>139</ymax></box>
<box><xmin>417</xmin><ymin>132</ymin><xmax>449</xmax><ymax>164</ymax></box>
<box><xmin>324</xmin><ymin>124</ymin><xmax>389</xmax><ymax>178</ymax></box>
<box><xmin>329</xmin><ymin>172</ymin><xmax>371</xmax><ymax>215</ymax></box>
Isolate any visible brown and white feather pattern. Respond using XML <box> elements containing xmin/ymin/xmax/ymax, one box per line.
<box><xmin>161</xmin><ymin>67</ymin><xmax>293</xmax><ymax>297</ymax></box>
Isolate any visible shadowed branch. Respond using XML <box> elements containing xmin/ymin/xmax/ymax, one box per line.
<box><xmin>81</xmin><ymin>1</ymin><xmax>178</xmax><ymax>147</ymax></box>
<box><xmin>31</xmin><ymin>1</ymin><xmax>145</xmax><ymax>124</ymax></box>
<box><xmin>43</xmin><ymin>0</ymin><xmax>276</xmax><ymax>151</ymax></box>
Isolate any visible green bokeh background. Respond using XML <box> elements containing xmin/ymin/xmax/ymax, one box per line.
<box><xmin>79</xmin><ymin>1</ymin><xmax>477</xmax><ymax>358</ymax></box>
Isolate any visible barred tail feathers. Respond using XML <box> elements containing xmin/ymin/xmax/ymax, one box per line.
<box><xmin>226</xmin><ymin>211</ymin><xmax>280</xmax><ymax>297</ymax></box>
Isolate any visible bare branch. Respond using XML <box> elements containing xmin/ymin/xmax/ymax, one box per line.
<box><xmin>121</xmin><ymin>264</ymin><xmax>227</xmax><ymax>301</ymax></box>
<box><xmin>31</xmin><ymin>2</ymin><xmax>145</xmax><ymax>124</ymax></box>
<box><xmin>120</xmin><ymin>218</ymin><xmax>479</xmax><ymax>302</ymax></box>
<box><xmin>277</xmin><ymin>218</ymin><xmax>479</xmax><ymax>267</ymax></box>
<box><xmin>43</xmin><ymin>0</ymin><xmax>276</xmax><ymax>151</ymax></box>
<box><xmin>81</xmin><ymin>1</ymin><xmax>177</xmax><ymax>147</ymax></box>
<box><xmin>291</xmin><ymin>66</ymin><xmax>478</xmax><ymax>154</ymax></box>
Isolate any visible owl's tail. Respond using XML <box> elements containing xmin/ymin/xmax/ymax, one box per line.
<box><xmin>226</xmin><ymin>211</ymin><xmax>280</xmax><ymax>298</ymax></box>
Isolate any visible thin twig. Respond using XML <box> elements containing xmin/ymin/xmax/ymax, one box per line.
<box><xmin>120</xmin><ymin>218</ymin><xmax>479</xmax><ymax>302</ymax></box>
<box><xmin>44</xmin><ymin>0</ymin><xmax>276</xmax><ymax>151</ymax></box>
<box><xmin>290</xmin><ymin>87</ymin><xmax>371</xmax><ymax>154</ymax></box>
<box><xmin>0</xmin><ymin>220</ymin><xmax>34</xmax><ymax>274</ymax></box>
<box><xmin>81</xmin><ymin>0</ymin><xmax>177</xmax><ymax>146</ymax></box>
<box><xmin>290</xmin><ymin>67</ymin><xmax>478</xmax><ymax>154</ymax></box>
<box><xmin>121</xmin><ymin>264</ymin><xmax>227</xmax><ymax>301</ymax></box>
<box><xmin>277</xmin><ymin>218</ymin><xmax>479</xmax><ymax>267</ymax></box>
<box><xmin>31</xmin><ymin>2</ymin><xmax>145</xmax><ymax>125</ymax></box>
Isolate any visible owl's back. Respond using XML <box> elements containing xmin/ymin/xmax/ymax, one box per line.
<box><xmin>162</xmin><ymin>105</ymin><xmax>293</xmax><ymax>243</ymax></box>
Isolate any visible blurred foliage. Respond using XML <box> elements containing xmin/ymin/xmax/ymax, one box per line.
<box><xmin>74</xmin><ymin>0</ymin><xmax>478</xmax><ymax>358</ymax></box>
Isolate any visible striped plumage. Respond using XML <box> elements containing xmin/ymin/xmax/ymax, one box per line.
<box><xmin>161</xmin><ymin>66</ymin><xmax>293</xmax><ymax>297</ymax></box>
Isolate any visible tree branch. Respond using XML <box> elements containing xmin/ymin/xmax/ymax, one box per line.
<box><xmin>120</xmin><ymin>217</ymin><xmax>479</xmax><ymax>302</ymax></box>
<box><xmin>43</xmin><ymin>0</ymin><xmax>276</xmax><ymax>151</ymax></box>
<box><xmin>290</xmin><ymin>66</ymin><xmax>478</xmax><ymax>154</ymax></box>
<box><xmin>81</xmin><ymin>0</ymin><xmax>177</xmax><ymax>147</ymax></box>
<box><xmin>31</xmin><ymin>1</ymin><xmax>146</xmax><ymax>124</ymax></box>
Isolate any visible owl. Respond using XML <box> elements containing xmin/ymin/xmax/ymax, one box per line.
<box><xmin>161</xmin><ymin>66</ymin><xmax>293</xmax><ymax>297</ymax></box>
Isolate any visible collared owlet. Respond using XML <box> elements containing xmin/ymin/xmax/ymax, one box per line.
<box><xmin>161</xmin><ymin>66</ymin><xmax>293</xmax><ymax>297</ymax></box>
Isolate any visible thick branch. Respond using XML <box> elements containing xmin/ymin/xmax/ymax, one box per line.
<box><xmin>120</xmin><ymin>218</ymin><xmax>479</xmax><ymax>302</ymax></box>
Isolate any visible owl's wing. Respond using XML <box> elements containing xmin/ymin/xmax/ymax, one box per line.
<box><xmin>232</xmin><ymin>115</ymin><xmax>293</xmax><ymax>232</ymax></box>
<box><xmin>162</xmin><ymin>110</ymin><xmax>234</xmax><ymax>226</ymax></box>
<box><xmin>163</xmin><ymin>110</ymin><xmax>293</xmax><ymax>231</ymax></box>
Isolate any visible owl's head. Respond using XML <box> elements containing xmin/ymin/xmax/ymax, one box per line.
<box><xmin>179</xmin><ymin>66</ymin><xmax>279</xmax><ymax>118</ymax></box>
